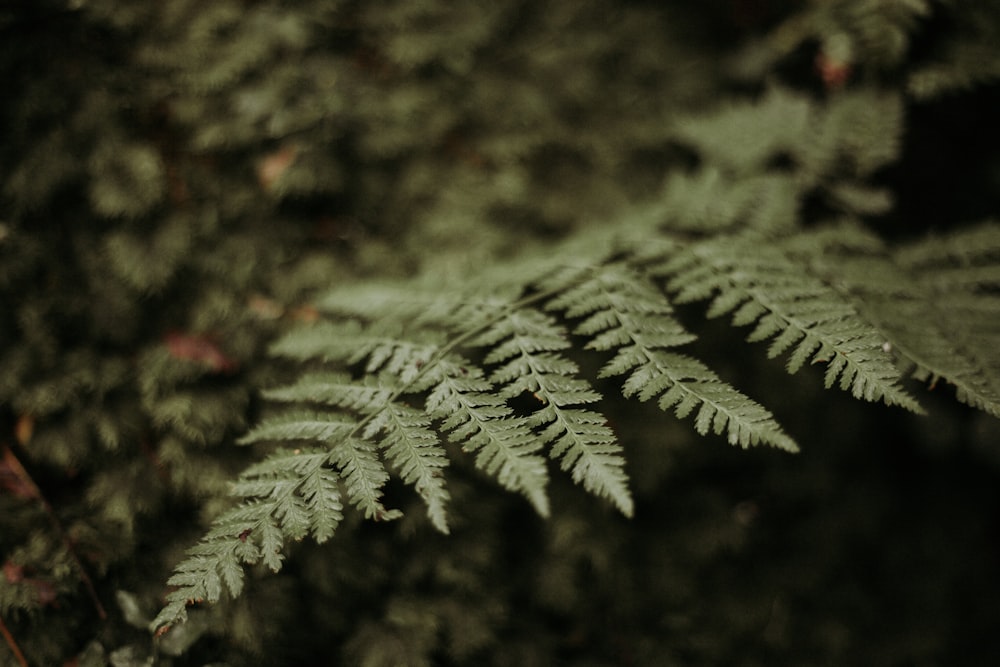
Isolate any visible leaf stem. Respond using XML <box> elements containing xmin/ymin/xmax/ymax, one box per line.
<box><xmin>0</xmin><ymin>615</ymin><xmax>29</xmax><ymax>667</ymax></box>
<box><xmin>2</xmin><ymin>445</ymin><xmax>107</xmax><ymax>620</ymax></box>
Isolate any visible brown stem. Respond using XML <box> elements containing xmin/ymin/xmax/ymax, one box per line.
<box><xmin>0</xmin><ymin>616</ymin><xmax>29</xmax><ymax>667</ymax></box>
<box><xmin>1</xmin><ymin>445</ymin><xmax>107</xmax><ymax>620</ymax></box>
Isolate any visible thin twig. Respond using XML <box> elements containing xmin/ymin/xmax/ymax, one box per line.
<box><xmin>0</xmin><ymin>615</ymin><xmax>29</xmax><ymax>667</ymax></box>
<box><xmin>2</xmin><ymin>445</ymin><xmax>107</xmax><ymax>620</ymax></box>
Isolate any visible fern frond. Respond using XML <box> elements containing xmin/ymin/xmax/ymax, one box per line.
<box><xmin>426</xmin><ymin>361</ymin><xmax>550</xmax><ymax>516</ymax></box>
<box><xmin>157</xmin><ymin>216</ymin><xmax>996</xmax><ymax>633</ymax></box>
<box><xmin>267</xmin><ymin>320</ymin><xmax>366</xmax><ymax>362</ymax></box>
<box><xmin>547</xmin><ymin>263</ymin><xmax>695</xmax><ymax>354</ymax></box>
<box><xmin>236</xmin><ymin>411</ymin><xmax>356</xmax><ymax>444</ymax></box>
<box><xmin>160</xmin><ymin>233</ymin><xmax>862</xmax><ymax>632</ymax></box>
<box><xmin>262</xmin><ymin>372</ymin><xmax>394</xmax><ymax>414</ymax></box>
<box><xmin>625</xmin><ymin>350</ymin><xmax>799</xmax><ymax>451</ymax></box>
<box><xmin>152</xmin><ymin>448</ymin><xmax>342</xmax><ymax>630</ymax></box>
<box><xmin>547</xmin><ymin>263</ymin><xmax>798</xmax><ymax>452</ymax></box>
<box><xmin>896</xmin><ymin>222</ymin><xmax>1000</xmax><ymax>279</ymax></box>
<box><xmin>656</xmin><ymin>233</ymin><xmax>923</xmax><ymax>413</ymax></box>
<box><xmin>906</xmin><ymin>2</ymin><xmax>1000</xmax><ymax>100</ymax></box>
<box><xmin>231</xmin><ymin>449</ymin><xmax>344</xmax><ymax>544</ymax></box>
<box><xmin>262</xmin><ymin>371</ymin><xmax>450</xmax><ymax>527</ymax></box>
<box><xmin>812</xmin><ymin>223</ymin><xmax>1000</xmax><ymax>417</ymax></box>
<box><xmin>297</xmin><ymin>462</ymin><xmax>347</xmax><ymax>544</ymax></box>
<box><xmin>270</xmin><ymin>320</ymin><xmax>441</xmax><ymax>382</ymax></box>
<box><xmin>330</xmin><ymin>436</ymin><xmax>399</xmax><ymax>521</ymax></box>
<box><xmin>909</xmin><ymin>41</ymin><xmax>1000</xmax><ymax>98</ymax></box>
<box><xmin>153</xmin><ymin>544</ymin><xmax>243</xmax><ymax>630</ymax></box>
<box><xmin>672</xmin><ymin>86</ymin><xmax>811</xmax><ymax>175</ymax></box>
<box><xmin>880</xmin><ymin>299</ymin><xmax>1000</xmax><ymax>418</ymax></box>
<box><xmin>476</xmin><ymin>308</ymin><xmax>633</xmax><ymax>516</ymax></box>
<box><xmin>318</xmin><ymin>280</ymin><xmax>521</xmax><ymax>334</ymax></box>
<box><xmin>367</xmin><ymin>403</ymin><xmax>450</xmax><ymax>533</ymax></box>
<box><xmin>801</xmin><ymin>89</ymin><xmax>903</xmax><ymax>180</ymax></box>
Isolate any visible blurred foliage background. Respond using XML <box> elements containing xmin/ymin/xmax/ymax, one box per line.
<box><xmin>1</xmin><ymin>0</ymin><xmax>999</xmax><ymax>664</ymax></box>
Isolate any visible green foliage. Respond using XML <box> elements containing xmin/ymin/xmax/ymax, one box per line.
<box><xmin>656</xmin><ymin>228</ymin><xmax>923</xmax><ymax>411</ymax></box>
<box><xmin>155</xmin><ymin>202</ymin><xmax>1000</xmax><ymax>629</ymax></box>
<box><xmin>2</xmin><ymin>0</ymin><xmax>1000</xmax><ymax>664</ymax></box>
<box><xmin>804</xmin><ymin>222</ymin><xmax>1000</xmax><ymax>418</ymax></box>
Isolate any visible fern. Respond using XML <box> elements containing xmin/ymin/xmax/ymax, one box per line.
<box><xmin>651</xmin><ymin>230</ymin><xmax>924</xmax><ymax>412</ymax></box>
<box><xmin>425</xmin><ymin>359</ymin><xmax>550</xmax><ymax>515</ymax></box>
<box><xmin>801</xmin><ymin>221</ymin><xmax>1000</xmax><ymax>418</ymax></box>
<box><xmin>475</xmin><ymin>307</ymin><xmax>631</xmax><ymax>514</ymax></box>
<box><xmin>152</xmin><ymin>67</ymin><xmax>1000</xmax><ymax>628</ymax></box>
<box><xmin>154</xmin><ymin>448</ymin><xmax>341</xmax><ymax>629</ymax></box>
<box><xmin>545</xmin><ymin>262</ymin><xmax>798</xmax><ymax>451</ymax></box>
<box><xmin>153</xmin><ymin>210</ymin><xmax>1000</xmax><ymax>631</ymax></box>
<box><xmin>370</xmin><ymin>402</ymin><xmax>450</xmax><ymax>531</ymax></box>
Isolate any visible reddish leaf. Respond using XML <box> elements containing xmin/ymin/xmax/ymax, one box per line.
<box><xmin>815</xmin><ymin>52</ymin><xmax>852</xmax><ymax>90</ymax></box>
<box><xmin>0</xmin><ymin>447</ymin><xmax>39</xmax><ymax>501</ymax></box>
<box><xmin>29</xmin><ymin>578</ymin><xmax>58</xmax><ymax>607</ymax></box>
<box><xmin>256</xmin><ymin>144</ymin><xmax>299</xmax><ymax>190</ymax></box>
<box><xmin>3</xmin><ymin>560</ymin><xmax>24</xmax><ymax>584</ymax></box>
<box><xmin>164</xmin><ymin>332</ymin><xmax>238</xmax><ymax>373</ymax></box>
<box><xmin>2</xmin><ymin>561</ymin><xmax>57</xmax><ymax>607</ymax></box>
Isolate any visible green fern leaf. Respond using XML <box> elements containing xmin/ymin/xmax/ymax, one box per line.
<box><xmin>476</xmin><ymin>308</ymin><xmax>633</xmax><ymax>516</ymax></box>
<box><xmin>151</xmin><ymin>501</ymin><xmax>283</xmax><ymax>630</ymax></box>
<box><xmin>263</xmin><ymin>372</ymin><xmax>394</xmax><ymax>414</ymax></box>
<box><xmin>231</xmin><ymin>449</ymin><xmax>345</xmax><ymax>543</ymax></box>
<box><xmin>297</xmin><ymin>463</ymin><xmax>346</xmax><ymax>543</ymax></box>
<box><xmin>813</xmin><ymin>223</ymin><xmax>1000</xmax><ymax>417</ymax></box>
<box><xmin>879</xmin><ymin>301</ymin><xmax>1000</xmax><ymax>416</ymax></box>
<box><xmin>623</xmin><ymin>349</ymin><xmax>798</xmax><ymax>451</ymax></box>
<box><xmin>267</xmin><ymin>320</ymin><xmax>366</xmax><ymax>362</ymax></box>
<box><xmin>656</xmin><ymin>233</ymin><xmax>923</xmax><ymax>413</ymax></box>
<box><xmin>672</xmin><ymin>86</ymin><xmax>811</xmax><ymax>175</ymax></box>
<box><xmin>426</xmin><ymin>361</ymin><xmax>550</xmax><ymax>516</ymax></box>
<box><xmin>270</xmin><ymin>321</ymin><xmax>441</xmax><ymax>382</ymax></box>
<box><xmin>236</xmin><ymin>411</ymin><xmax>356</xmax><ymax>444</ymax></box>
<box><xmin>153</xmin><ymin>443</ymin><xmax>354</xmax><ymax>629</ymax></box>
<box><xmin>318</xmin><ymin>280</ymin><xmax>521</xmax><ymax>333</ymax></box>
<box><xmin>546</xmin><ymin>263</ymin><xmax>797</xmax><ymax>451</ymax></box>
<box><xmin>545</xmin><ymin>263</ymin><xmax>695</xmax><ymax>353</ymax></box>
<box><xmin>159</xmin><ymin>233</ymin><xmax>858</xmax><ymax>632</ymax></box>
<box><xmin>541</xmin><ymin>406</ymin><xmax>630</xmax><ymax>513</ymax></box>
<box><xmin>369</xmin><ymin>403</ymin><xmax>450</xmax><ymax>533</ymax></box>
<box><xmin>329</xmin><ymin>436</ymin><xmax>399</xmax><ymax>522</ymax></box>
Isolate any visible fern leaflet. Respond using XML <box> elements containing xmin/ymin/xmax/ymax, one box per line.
<box><xmin>152</xmin><ymin>448</ymin><xmax>343</xmax><ymax>629</ymax></box>
<box><xmin>426</xmin><ymin>359</ymin><xmax>551</xmax><ymax>516</ymax></box>
<box><xmin>235</xmin><ymin>411</ymin><xmax>356</xmax><ymax>443</ymax></box>
<box><xmin>547</xmin><ymin>263</ymin><xmax>799</xmax><ymax>452</ymax></box>
<box><xmin>653</xmin><ymin>232</ymin><xmax>923</xmax><ymax>413</ymax></box>
<box><xmin>263</xmin><ymin>373</ymin><xmax>394</xmax><ymax>414</ymax></box>
<box><xmin>367</xmin><ymin>403</ymin><xmax>450</xmax><ymax>533</ymax></box>
<box><xmin>476</xmin><ymin>307</ymin><xmax>633</xmax><ymax>516</ymax></box>
<box><xmin>804</xmin><ymin>222</ymin><xmax>1000</xmax><ymax>417</ymax></box>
